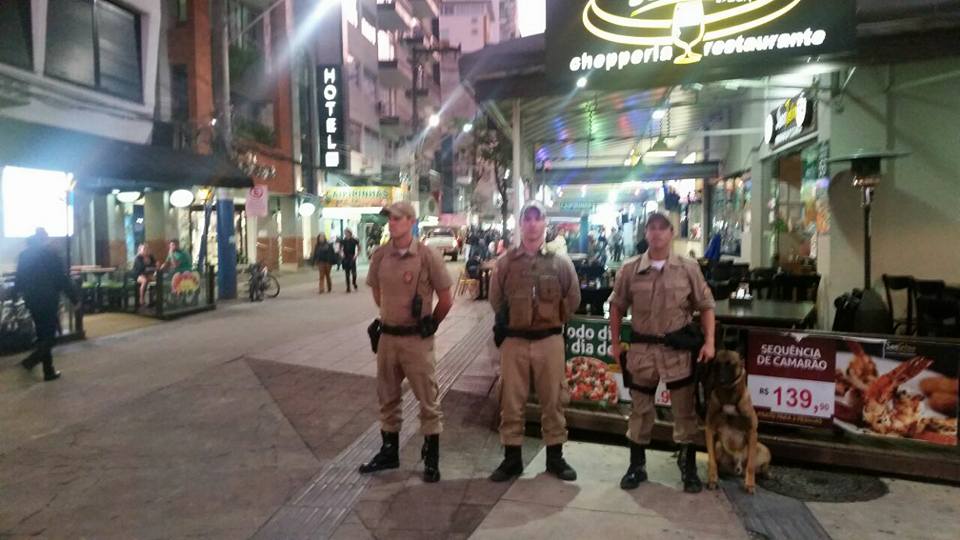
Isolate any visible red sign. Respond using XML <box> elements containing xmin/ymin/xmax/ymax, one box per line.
<box><xmin>247</xmin><ymin>186</ymin><xmax>268</xmax><ymax>217</ymax></box>
<box><xmin>747</xmin><ymin>332</ymin><xmax>836</xmax><ymax>427</ymax></box>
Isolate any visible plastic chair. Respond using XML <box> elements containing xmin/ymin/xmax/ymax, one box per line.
<box><xmin>882</xmin><ymin>274</ymin><xmax>916</xmax><ymax>335</ymax></box>
<box><xmin>456</xmin><ymin>270</ymin><xmax>479</xmax><ymax>298</ymax></box>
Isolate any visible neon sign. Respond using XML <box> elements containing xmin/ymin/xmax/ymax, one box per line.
<box><xmin>319</xmin><ymin>65</ymin><xmax>345</xmax><ymax>170</ymax></box>
<box><xmin>546</xmin><ymin>0</ymin><xmax>855</xmax><ymax>90</ymax></box>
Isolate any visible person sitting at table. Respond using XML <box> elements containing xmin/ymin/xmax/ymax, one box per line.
<box><xmin>162</xmin><ymin>239</ymin><xmax>192</xmax><ymax>274</ymax></box>
<box><xmin>132</xmin><ymin>243</ymin><xmax>157</xmax><ymax>306</ymax></box>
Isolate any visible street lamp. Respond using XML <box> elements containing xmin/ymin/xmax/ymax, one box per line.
<box><xmin>428</xmin><ymin>114</ymin><xmax>440</xmax><ymax>128</ymax></box>
<box><xmin>462</xmin><ymin>122</ymin><xmax>474</xmax><ymax>134</ymax></box>
<box><xmin>576</xmin><ymin>77</ymin><xmax>588</xmax><ymax>89</ymax></box>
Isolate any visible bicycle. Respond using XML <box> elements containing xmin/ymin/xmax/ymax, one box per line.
<box><xmin>246</xmin><ymin>263</ymin><xmax>280</xmax><ymax>302</ymax></box>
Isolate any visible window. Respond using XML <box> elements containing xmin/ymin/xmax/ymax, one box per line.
<box><xmin>0</xmin><ymin>0</ymin><xmax>32</xmax><ymax>69</ymax></box>
<box><xmin>45</xmin><ymin>0</ymin><xmax>143</xmax><ymax>102</ymax></box>
<box><xmin>176</xmin><ymin>0</ymin><xmax>188</xmax><ymax>22</ymax></box>
<box><xmin>171</xmin><ymin>65</ymin><xmax>189</xmax><ymax>121</ymax></box>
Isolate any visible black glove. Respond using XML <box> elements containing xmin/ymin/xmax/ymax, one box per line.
<box><xmin>419</xmin><ymin>316</ymin><xmax>438</xmax><ymax>338</ymax></box>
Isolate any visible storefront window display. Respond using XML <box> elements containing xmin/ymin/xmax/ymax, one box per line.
<box><xmin>709</xmin><ymin>173</ymin><xmax>751</xmax><ymax>258</ymax></box>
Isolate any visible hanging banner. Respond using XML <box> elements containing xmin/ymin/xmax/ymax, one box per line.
<box><xmin>247</xmin><ymin>185</ymin><xmax>268</xmax><ymax>218</ymax></box>
<box><xmin>546</xmin><ymin>0</ymin><xmax>857</xmax><ymax>91</ymax></box>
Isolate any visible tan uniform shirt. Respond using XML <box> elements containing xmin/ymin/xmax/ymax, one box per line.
<box><xmin>608</xmin><ymin>253</ymin><xmax>715</xmax><ymax>381</ymax></box>
<box><xmin>367</xmin><ymin>240</ymin><xmax>453</xmax><ymax>326</ymax></box>
<box><xmin>489</xmin><ymin>246</ymin><xmax>580</xmax><ymax>331</ymax></box>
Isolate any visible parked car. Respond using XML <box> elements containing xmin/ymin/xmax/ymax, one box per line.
<box><xmin>423</xmin><ymin>227</ymin><xmax>460</xmax><ymax>261</ymax></box>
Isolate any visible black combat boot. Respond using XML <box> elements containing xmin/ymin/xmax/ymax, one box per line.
<box><xmin>620</xmin><ymin>443</ymin><xmax>648</xmax><ymax>490</ymax></box>
<box><xmin>545</xmin><ymin>444</ymin><xmax>577</xmax><ymax>481</ymax></box>
<box><xmin>421</xmin><ymin>434</ymin><xmax>440</xmax><ymax>483</ymax></box>
<box><xmin>39</xmin><ymin>346</ymin><xmax>59</xmax><ymax>381</ymax></box>
<box><xmin>489</xmin><ymin>445</ymin><xmax>523</xmax><ymax>482</ymax></box>
<box><xmin>677</xmin><ymin>444</ymin><xmax>702</xmax><ymax>493</ymax></box>
<box><xmin>358</xmin><ymin>431</ymin><xmax>400</xmax><ymax>474</ymax></box>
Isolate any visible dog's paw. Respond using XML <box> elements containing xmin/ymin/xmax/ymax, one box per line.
<box><xmin>743</xmin><ymin>483</ymin><xmax>756</xmax><ymax>495</ymax></box>
<box><xmin>706</xmin><ymin>481</ymin><xmax>719</xmax><ymax>491</ymax></box>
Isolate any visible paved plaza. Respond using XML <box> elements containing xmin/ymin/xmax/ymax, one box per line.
<box><xmin>1</xmin><ymin>267</ymin><xmax>957</xmax><ymax>539</ymax></box>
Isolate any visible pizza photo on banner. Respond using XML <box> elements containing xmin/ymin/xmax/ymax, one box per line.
<box><xmin>564</xmin><ymin>319</ymin><xmax>626</xmax><ymax>408</ymax></box>
<box><xmin>835</xmin><ymin>339</ymin><xmax>958</xmax><ymax>447</ymax></box>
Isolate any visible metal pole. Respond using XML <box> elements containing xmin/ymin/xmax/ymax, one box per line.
<box><xmin>863</xmin><ymin>187</ymin><xmax>873</xmax><ymax>290</ymax></box>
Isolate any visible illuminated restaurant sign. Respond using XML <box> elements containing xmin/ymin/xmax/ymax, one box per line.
<box><xmin>765</xmin><ymin>91</ymin><xmax>815</xmax><ymax>148</ymax></box>
<box><xmin>319</xmin><ymin>65</ymin><xmax>345</xmax><ymax>170</ymax></box>
<box><xmin>546</xmin><ymin>0</ymin><xmax>856</xmax><ymax>90</ymax></box>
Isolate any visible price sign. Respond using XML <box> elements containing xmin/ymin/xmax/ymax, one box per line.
<box><xmin>748</xmin><ymin>375</ymin><xmax>834</xmax><ymax>419</ymax></box>
<box><xmin>747</xmin><ymin>332</ymin><xmax>837</xmax><ymax>428</ymax></box>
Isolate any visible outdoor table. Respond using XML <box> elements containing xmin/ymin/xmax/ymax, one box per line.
<box><xmin>714</xmin><ymin>299</ymin><xmax>816</xmax><ymax>329</ymax></box>
<box><xmin>71</xmin><ymin>267</ymin><xmax>117</xmax><ymax>313</ymax></box>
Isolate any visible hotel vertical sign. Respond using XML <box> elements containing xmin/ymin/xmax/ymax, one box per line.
<box><xmin>546</xmin><ymin>0</ymin><xmax>856</xmax><ymax>91</ymax></box>
<box><xmin>319</xmin><ymin>65</ymin><xmax>345</xmax><ymax>170</ymax></box>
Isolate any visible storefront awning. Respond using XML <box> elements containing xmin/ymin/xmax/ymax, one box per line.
<box><xmin>0</xmin><ymin>117</ymin><xmax>253</xmax><ymax>190</ymax></box>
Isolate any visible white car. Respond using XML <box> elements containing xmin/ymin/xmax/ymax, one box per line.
<box><xmin>423</xmin><ymin>228</ymin><xmax>460</xmax><ymax>261</ymax></box>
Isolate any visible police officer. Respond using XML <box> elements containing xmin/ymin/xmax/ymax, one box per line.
<box><xmin>609</xmin><ymin>213</ymin><xmax>716</xmax><ymax>493</ymax></box>
<box><xmin>360</xmin><ymin>202</ymin><xmax>454</xmax><ymax>483</ymax></box>
<box><xmin>489</xmin><ymin>201</ymin><xmax>580</xmax><ymax>482</ymax></box>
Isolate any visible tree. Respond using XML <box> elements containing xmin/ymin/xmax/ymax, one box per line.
<box><xmin>475</xmin><ymin>127</ymin><xmax>513</xmax><ymax>234</ymax></box>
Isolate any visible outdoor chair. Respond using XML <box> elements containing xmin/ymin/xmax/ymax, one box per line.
<box><xmin>882</xmin><ymin>274</ymin><xmax>916</xmax><ymax>335</ymax></box>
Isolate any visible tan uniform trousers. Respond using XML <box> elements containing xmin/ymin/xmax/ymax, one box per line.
<box><xmin>626</xmin><ymin>347</ymin><xmax>698</xmax><ymax>446</ymax></box>
<box><xmin>377</xmin><ymin>334</ymin><xmax>442</xmax><ymax>435</ymax></box>
<box><xmin>499</xmin><ymin>335</ymin><xmax>567</xmax><ymax>446</ymax></box>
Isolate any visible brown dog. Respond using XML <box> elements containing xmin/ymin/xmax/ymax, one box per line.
<box><xmin>702</xmin><ymin>350</ymin><xmax>771</xmax><ymax>494</ymax></box>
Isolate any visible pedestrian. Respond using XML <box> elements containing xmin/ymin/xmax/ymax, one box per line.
<box><xmin>311</xmin><ymin>233</ymin><xmax>336</xmax><ymax>294</ymax></box>
<box><xmin>340</xmin><ymin>229</ymin><xmax>360</xmax><ymax>292</ymax></box>
<box><xmin>162</xmin><ymin>239</ymin><xmax>191</xmax><ymax>273</ymax></box>
<box><xmin>359</xmin><ymin>201</ymin><xmax>454</xmax><ymax>483</ymax></box>
<box><xmin>14</xmin><ymin>228</ymin><xmax>78</xmax><ymax>382</ymax></box>
<box><xmin>608</xmin><ymin>213</ymin><xmax>716</xmax><ymax>493</ymax></box>
<box><xmin>488</xmin><ymin>201</ymin><xmax>581</xmax><ymax>482</ymax></box>
<box><xmin>612</xmin><ymin>227</ymin><xmax>624</xmax><ymax>262</ymax></box>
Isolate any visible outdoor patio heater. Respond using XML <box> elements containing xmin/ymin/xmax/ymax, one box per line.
<box><xmin>829</xmin><ymin>150</ymin><xmax>908</xmax><ymax>332</ymax></box>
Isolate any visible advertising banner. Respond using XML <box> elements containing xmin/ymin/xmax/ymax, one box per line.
<box><xmin>747</xmin><ymin>332</ymin><xmax>837</xmax><ymax>427</ymax></box>
<box><xmin>564</xmin><ymin>318</ymin><xmax>629</xmax><ymax>407</ymax></box>
<box><xmin>835</xmin><ymin>338</ymin><xmax>958</xmax><ymax>447</ymax></box>
<box><xmin>323</xmin><ymin>187</ymin><xmax>398</xmax><ymax>208</ymax></box>
<box><xmin>545</xmin><ymin>0</ymin><xmax>856</xmax><ymax>91</ymax></box>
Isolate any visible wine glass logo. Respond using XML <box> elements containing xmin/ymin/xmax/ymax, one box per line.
<box><xmin>671</xmin><ymin>0</ymin><xmax>706</xmax><ymax>65</ymax></box>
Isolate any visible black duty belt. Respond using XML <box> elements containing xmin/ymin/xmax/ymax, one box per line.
<box><xmin>504</xmin><ymin>327</ymin><xmax>564</xmax><ymax>341</ymax></box>
<box><xmin>381</xmin><ymin>324</ymin><xmax>421</xmax><ymax>336</ymax></box>
<box><xmin>630</xmin><ymin>333</ymin><xmax>667</xmax><ymax>345</ymax></box>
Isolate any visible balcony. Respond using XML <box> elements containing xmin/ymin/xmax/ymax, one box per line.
<box><xmin>410</xmin><ymin>0</ymin><xmax>439</xmax><ymax>20</ymax></box>
<box><xmin>379</xmin><ymin>46</ymin><xmax>413</xmax><ymax>89</ymax></box>
<box><xmin>378</xmin><ymin>101</ymin><xmax>411</xmax><ymax>140</ymax></box>
<box><xmin>377</xmin><ymin>0</ymin><xmax>415</xmax><ymax>31</ymax></box>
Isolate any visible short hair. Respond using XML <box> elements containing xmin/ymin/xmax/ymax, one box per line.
<box><xmin>169</xmin><ymin>239</ymin><xmax>180</xmax><ymax>246</ymax></box>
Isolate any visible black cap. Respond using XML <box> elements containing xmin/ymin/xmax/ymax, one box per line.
<box><xmin>645</xmin><ymin>212</ymin><xmax>673</xmax><ymax>229</ymax></box>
